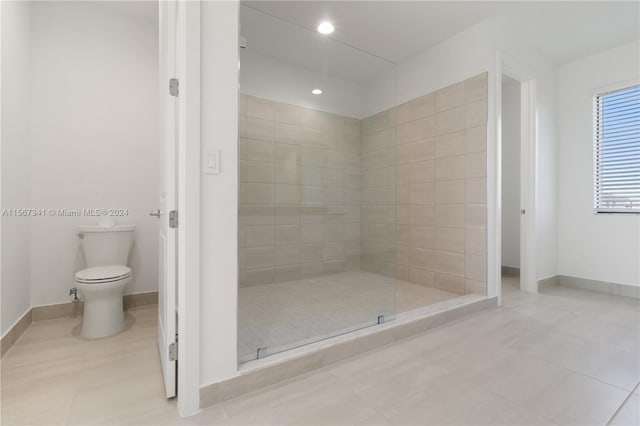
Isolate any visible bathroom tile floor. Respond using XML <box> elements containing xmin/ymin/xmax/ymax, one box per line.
<box><xmin>238</xmin><ymin>271</ymin><xmax>460</xmax><ymax>362</ymax></box>
<box><xmin>2</xmin><ymin>275</ymin><xmax>639</xmax><ymax>425</ymax></box>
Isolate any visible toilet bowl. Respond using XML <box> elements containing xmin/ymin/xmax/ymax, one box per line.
<box><xmin>76</xmin><ymin>265</ymin><xmax>132</xmax><ymax>338</ymax></box>
<box><xmin>75</xmin><ymin>223</ymin><xmax>135</xmax><ymax>339</ymax></box>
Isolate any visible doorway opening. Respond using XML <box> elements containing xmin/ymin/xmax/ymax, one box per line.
<box><xmin>501</xmin><ymin>75</ymin><xmax>522</xmax><ymax>293</ymax></box>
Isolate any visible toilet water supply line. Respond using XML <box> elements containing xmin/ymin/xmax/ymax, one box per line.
<box><xmin>69</xmin><ymin>287</ymin><xmax>79</xmax><ymax>302</ymax></box>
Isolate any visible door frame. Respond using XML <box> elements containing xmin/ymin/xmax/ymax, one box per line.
<box><xmin>172</xmin><ymin>0</ymin><xmax>201</xmax><ymax>417</ymax></box>
<box><xmin>493</xmin><ymin>51</ymin><xmax>538</xmax><ymax>304</ymax></box>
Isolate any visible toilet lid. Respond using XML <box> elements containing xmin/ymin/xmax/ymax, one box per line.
<box><xmin>75</xmin><ymin>265</ymin><xmax>131</xmax><ymax>283</ymax></box>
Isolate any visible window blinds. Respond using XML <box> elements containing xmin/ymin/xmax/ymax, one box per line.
<box><xmin>594</xmin><ymin>84</ymin><xmax>640</xmax><ymax>213</ymax></box>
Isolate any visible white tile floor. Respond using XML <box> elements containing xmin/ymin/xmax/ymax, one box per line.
<box><xmin>239</xmin><ymin>271</ymin><xmax>459</xmax><ymax>362</ymax></box>
<box><xmin>2</xmin><ymin>276</ymin><xmax>639</xmax><ymax>425</ymax></box>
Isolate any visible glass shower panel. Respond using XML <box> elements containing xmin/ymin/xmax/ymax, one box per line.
<box><xmin>237</xmin><ymin>4</ymin><xmax>397</xmax><ymax>363</ymax></box>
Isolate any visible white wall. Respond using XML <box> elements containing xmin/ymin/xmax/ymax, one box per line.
<box><xmin>240</xmin><ymin>50</ymin><xmax>363</xmax><ymax>119</ymax></box>
<box><xmin>501</xmin><ymin>76</ymin><xmax>521</xmax><ymax>268</ymax></box>
<box><xmin>200</xmin><ymin>0</ymin><xmax>239</xmax><ymax>386</ymax></box>
<box><xmin>28</xmin><ymin>2</ymin><xmax>159</xmax><ymax>306</ymax></box>
<box><xmin>1</xmin><ymin>0</ymin><xmax>33</xmax><ymax>336</ymax></box>
<box><xmin>362</xmin><ymin>20</ymin><xmax>493</xmax><ymax>117</ymax></box>
<box><xmin>558</xmin><ymin>41</ymin><xmax>640</xmax><ymax>287</ymax></box>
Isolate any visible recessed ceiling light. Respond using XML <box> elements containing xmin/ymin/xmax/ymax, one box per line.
<box><xmin>317</xmin><ymin>21</ymin><xmax>334</xmax><ymax>35</ymax></box>
<box><xmin>312</xmin><ymin>89</ymin><xmax>323</xmax><ymax>95</ymax></box>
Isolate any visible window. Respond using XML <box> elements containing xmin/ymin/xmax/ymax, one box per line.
<box><xmin>593</xmin><ymin>84</ymin><xmax>640</xmax><ymax>214</ymax></box>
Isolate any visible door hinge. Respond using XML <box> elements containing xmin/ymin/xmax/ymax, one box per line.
<box><xmin>169</xmin><ymin>210</ymin><xmax>178</xmax><ymax>228</ymax></box>
<box><xmin>169</xmin><ymin>78</ymin><xmax>179</xmax><ymax>97</ymax></box>
<box><xmin>169</xmin><ymin>337</ymin><xmax>178</xmax><ymax>361</ymax></box>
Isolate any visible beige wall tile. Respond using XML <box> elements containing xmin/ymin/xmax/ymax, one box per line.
<box><xmin>466</xmin><ymin>126</ymin><xmax>487</xmax><ymax>153</ymax></box>
<box><xmin>246</xmin><ymin>183</ymin><xmax>274</xmax><ymax>205</ymax></box>
<box><xmin>409</xmin><ymin>267</ymin><xmax>434</xmax><ymax>286</ymax></box>
<box><xmin>410</xmin><ymin>93</ymin><xmax>435</xmax><ymax>120</ymax></box>
<box><xmin>246</xmin><ymin>118</ymin><xmax>275</xmax><ymax>141</ymax></box>
<box><xmin>301</xmin><ymin>167</ymin><xmax>323</xmax><ymax>186</ymax></box>
<box><xmin>435</xmin><ymin>204</ymin><xmax>465</xmax><ymax>228</ymax></box>
<box><xmin>411</xmin><ymin>116</ymin><xmax>436</xmax><ymax>140</ymax></box>
<box><xmin>464</xmin><ymin>279</ymin><xmax>486</xmax><ymax>295</ymax></box>
<box><xmin>436</xmin><ymin>81</ymin><xmax>466</xmax><ymax>112</ymax></box>
<box><xmin>409</xmin><ymin>204</ymin><xmax>434</xmax><ymax>226</ymax></box>
<box><xmin>274</xmin><ymin>143</ymin><xmax>299</xmax><ymax>165</ymax></box>
<box><xmin>300</xmin><ymin>146</ymin><xmax>327</xmax><ymax>167</ymax></box>
<box><xmin>300</xmin><ymin>243</ymin><xmax>323</xmax><ymax>263</ymax></box>
<box><xmin>409</xmin><ymin>160</ymin><xmax>436</xmax><ymax>184</ymax></box>
<box><xmin>435</xmin><ymin>156</ymin><xmax>465</xmax><ymax>181</ymax></box>
<box><xmin>409</xmin><ymin>182</ymin><xmax>435</xmax><ymax>205</ymax></box>
<box><xmin>436</xmin><ymin>106</ymin><xmax>466</xmax><ymax>136</ymax></box>
<box><xmin>396</xmin><ymin>224</ymin><xmax>410</xmax><ymax>245</ymax></box>
<box><xmin>274</xmin><ymin>265</ymin><xmax>301</xmax><ymax>282</ymax></box>
<box><xmin>410</xmin><ymin>138</ymin><xmax>436</xmax><ymax>162</ymax></box>
<box><xmin>276</xmin><ymin>123</ymin><xmax>299</xmax><ymax>144</ymax></box>
<box><xmin>276</xmin><ymin>102</ymin><xmax>302</xmax><ymax>125</ymax></box>
<box><xmin>410</xmin><ymin>226</ymin><xmax>434</xmax><ymax>249</ymax></box>
<box><xmin>301</xmin><ymin>224</ymin><xmax>323</xmax><ymax>243</ymax></box>
<box><xmin>247</xmin><ymin>139</ymin><xmax>275</xmax><ymax>163</ymax></box>
<box><xmin>245</xmin><ymin>161</ymin><xmax>274</xmax><ymax>183</ymax></box>
<box><xmin>275</xmin><ymin>164</ymin><xmax>299</xmax><ymax>185</ymax></box>
<box><xmin>246</xmin><ymin>247</ymin><xmax>275</xmax><ymax>269</ymax></box>
<box><xmin>395</xmin><ymin>143</ymin><xmax>411</xmax><ymax>165</ymax></box>
<box><xmin>465</xmin><ymin>178</ymin><xmax>487</xmax><ymax>204</ymax></box>
<box><xmin>409</xmin><ymin>247</ymin><xmax>434</xmax><ymax>270</ymax></box>
<box><xmin>396</xmin><ymin>204</ymin><xmax>409</xmax><ymax>225</ymax></box>
<box><xmin>246</xmin><ymin>225</ymin><xmax>275</xmax><ymax>248</ymax></box>
<box><xmin>435</xmin><ymin>179</ymin><xmax>465</xmax><ymax>204</ymax></box>
<box><xmin>466</xmin><ymin>73</ymin><xmax>488</xmax><ymax>103</ymax></box>
<box><xmin>466</xmin><ymin>100</ymin><xmax>487</xmax><ymax>128</ymax></box>
<box><xmin>275</xmin><ymin>244</ymin><xmax>300</xmax><ymax>266</ymax></box>
<box><xmin>396</xmin><ymin>102</ymin><xmax>411</xmax><ymax>124</ymax></box>
<box><xmin>435</xmin><ymin>130</ymin><xmax>465</xmax><ymax>158</ymax></box>
<box><xmin>276</xmin><ymin>184</ymin><xmax>301</xmax><ymax>205</ymax></box>
<box><xmin>300</xmin><ymin>262</ymin><xmax>323</xmax><ymax>277</ymax></box>
<box><xmin>465</xmin><ymin>204</ymin><xmax>487</xmax><ymax>229</ymax></box>
<box><xmin>247</xmin><ymin>96</ymin><xmax>275</xmax><ymax>121</ymax></box>
<box><xmin>245</xmin><ymin>267</ymin><xmax>274</xmax><ymax>285</ymax></box>
<box><xmin>324</xmin><ymin>224</ymin><xmax>343</xmax><ymax>242</ymax></box>
<box><xmin>324</xmin><ymin>242</ymin><xmax>344</xmax><ymax>261</ymax></box>
<box><xmin>396</xmin><ymin>245</ymin><xmax>409</xmax><ymax>265</ymax></box>
<box><xmin>465</xmin><ymin>151</ymin><xmax>487</xmax><ymax>178</ymax></box>
<box><xmin>465</xmin><ymin>228</ymin><xmax>486</xmax><ymax>255</ymax></box>
<box><xmin>433</xmin><ymin>273</ymin><xmax>465</xmax><ymax>294</ymax></box>
<box><xmin>397</xmin><ymin>185</ymin><xmax>409</xmax><ymax>204</ymax></box>
<box><xmin>275</xmin><ymin>225</ymin><xmax>300</xmax><ymax>245</ymax></box>
<box><xmin>396</xmin><ymin>122</ymin><xmax>413</xmax><ymax>145</ymax></box>
<box><xmin>465</xmin><ymin>254</ymin><xmax>487</xmax><ymax>282</ymax></box>
<box><xmin>434</xmin><ymin>251</ymin><xmax>465</xmax><ymax>276</ymax></box>
<box><xmin>435</xmin><ymin>228</ymin><xmax>465</xmax><ymax>253</ymax></box>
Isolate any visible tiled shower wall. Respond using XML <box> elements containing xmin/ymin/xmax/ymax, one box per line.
<box><xmin>238</xmin><ymin>94</ymin><xmax>362</xmax><ymax>286</ymax></box>
<box><xmin>239</xmin><ymin>72</ymin><xmax>487</xmax><ymax>294</ymax></box>
<box><xmin>361</xmin><ymin>73</ymin><xmax>488</xmax><ymax>295</ymax></box>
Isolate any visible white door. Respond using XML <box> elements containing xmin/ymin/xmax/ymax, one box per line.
<box><xmin>155</xmin><ymin>0</ymin><xmax>178</xmax><ymax>398</ymax></box>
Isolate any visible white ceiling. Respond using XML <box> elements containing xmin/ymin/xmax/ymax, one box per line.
<box><xmin>243</xmin><ymin>1</ymin><xmax>639</xmax><ymax>65</ymax></box>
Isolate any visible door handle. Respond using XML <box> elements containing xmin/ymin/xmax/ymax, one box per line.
<box><xmin>149</xmin><ymin>209</ymin><xmax>162</xmax><ymax>218</ymax></box>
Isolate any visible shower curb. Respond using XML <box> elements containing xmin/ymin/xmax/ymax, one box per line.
<box><xmin>200</xmin><ymin>295</ymin><xmax>497</xmax><ymax>408</ymax></box>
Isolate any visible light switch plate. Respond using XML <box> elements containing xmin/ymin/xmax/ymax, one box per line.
<box><xmin>203</xmin><ymin>150</ymin><xmax>220</xmax><ymax>174</ymax></box>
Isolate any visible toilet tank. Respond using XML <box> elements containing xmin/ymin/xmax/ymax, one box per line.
<box><xmin>78</xmin><ymin>224</ymin><xmax>135</xmax><ymax>267</ymax></box>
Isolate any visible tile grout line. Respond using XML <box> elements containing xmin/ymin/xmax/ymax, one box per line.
<box><xmin>606</xmin><ymin>381</ymin><xmax>639</xmax><ymax>426</ymax></box>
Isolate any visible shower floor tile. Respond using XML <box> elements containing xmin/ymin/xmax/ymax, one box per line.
<box><xmin>238</xmin><ymin>271</ymin><xmax>459</xmax><ymax>363</ymax></box>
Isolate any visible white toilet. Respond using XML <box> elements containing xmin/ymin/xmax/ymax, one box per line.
<box><xmin>75</xmin><ymin>223</ymin><xmax>135</xmax><ymax>339</ymax></box>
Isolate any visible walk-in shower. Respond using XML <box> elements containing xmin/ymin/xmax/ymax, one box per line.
<box><xmin>238</xmin><ymin>3</ymin><xmax>488</xmax><ymax>363</ymax></box>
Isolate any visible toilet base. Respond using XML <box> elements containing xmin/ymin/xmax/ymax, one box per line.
<box><xmin>77</xmin><ymin>278</ymin><xmax>130</xmax><ymax>339</ymax></box>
